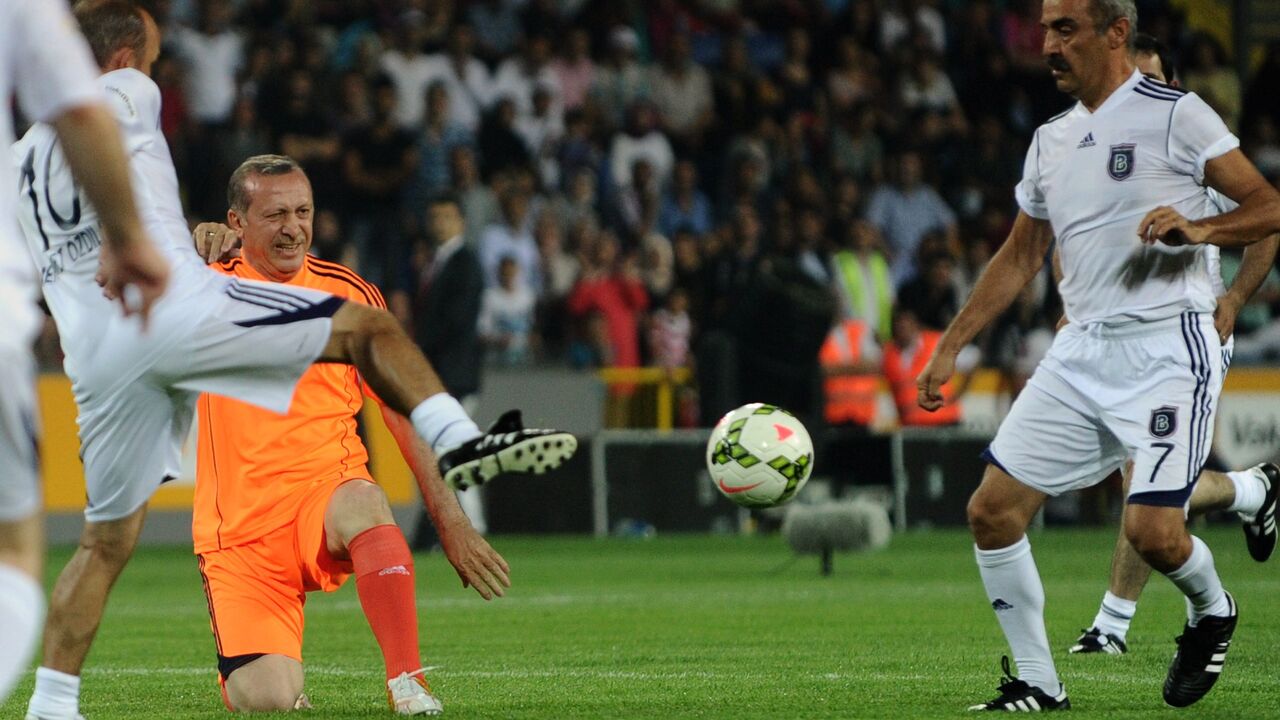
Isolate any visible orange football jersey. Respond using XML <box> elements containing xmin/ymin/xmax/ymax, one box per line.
<box><xmin>192</xmin><ymin>256</ymin><xmax>386</xmax><ymax>553</ymax></box>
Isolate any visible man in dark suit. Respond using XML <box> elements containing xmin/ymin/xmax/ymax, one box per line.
<box><xmin>414</xmin><ymin>193</ymin><xmax>487</xmax><ymax>543</ymax></box>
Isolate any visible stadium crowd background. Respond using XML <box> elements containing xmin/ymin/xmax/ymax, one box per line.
<box><xmin>28</xmin><ymin>0</ymin><xmax>1280</xmax><ymax>426</ymax></box>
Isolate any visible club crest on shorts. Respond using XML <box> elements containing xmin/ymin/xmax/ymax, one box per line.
<box><xmin>1108</xmin><ymin>143</ymin><xmax>1136</xmax><ymax>181</ymax></box>
<box><xmin>1149</xmin><ymin>406</ymin><xmax>1177</xmax><ymax>438</ymax></box>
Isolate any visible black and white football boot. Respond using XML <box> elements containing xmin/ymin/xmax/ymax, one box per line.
<box><xmin>968</xmin><ymin>656</ymin><xmax>1071</xmax><ymax>712</ymax></box>
<box><xmin>1163</xmin><ymin>592</ymin><xmax>1238</xmax><ymax>708</ymax></box>
<box><xmin>1068</xmin><ymin>627</ymin><xmax>1128</xmax><ymax>655</ymax></box>
<box><xmin>437</xmin><ymin>410</ymin><xmax>578</xmax><ymax>490</ymax></box>
<box><xmin>1242</xmin><ymin>463</ymin><xmax>1279</xmax><ymax>562</ymax></box>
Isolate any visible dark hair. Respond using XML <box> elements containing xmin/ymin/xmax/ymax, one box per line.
<box><xmin>227</xmin><ymin>155</ymin><xmax>305</xmax><ymax>212</ymax></box>
<box><xmin>73</xmin><ymin>0</ymin><xmax>148</xmax><ymax>67</ymax></box>
<box><xmin>427</xmin><ymin>191</ymin><xmax>461</xmax><ymax>209</ymax></box>
<box><xmin>1134</xmin><ymin>32</ymin><xmax>1177</xmax><ymax>83</ymax></box>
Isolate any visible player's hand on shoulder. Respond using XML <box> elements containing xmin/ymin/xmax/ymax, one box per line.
<box><xmin>916</xmin><ymin>350</ymin><xmax>955</xmax><ymax>412</ymax></box>
<box><xmin>98</xmin><ymin>233</ymin><xmax>170</xmax><ymax>327</ymax></box>
<box><xmin>193</xmin><ymin>221</ymin><xmax>242</xmax><ymax>264</ymax></box>
<box><xmin>438</xmin><ymin>516</ymin><xmax>511</xmax><ymax>601</ymax></box>
<box><xmin>1137</xmin><ymin>206</ymin><xmax>1210</xmax><ymax>247</ymax></box>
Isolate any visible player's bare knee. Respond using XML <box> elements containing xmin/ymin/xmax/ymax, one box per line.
<box><xmin>228</xmin><ymin>683</ymin><xmax>303</xmax><ymax>712</ymax></box>
<box><xmin>80</xmin><ymin>523</ymin><xmax>141</xmax><ymax>569</ymax></box>
<box><xmin>337</xmin><ymin>480</ymin><xmax>394</xmax><ymax>527</ymax></box>
<box><xmin>1125</xmin><ymin>520</ymin><xmax>1189</xmax><ymax>572</ymax></box>
<box><xmin>967</xmin><ymin>492</ymin><xmax>1015</xmax><ymax>547</ymax></box>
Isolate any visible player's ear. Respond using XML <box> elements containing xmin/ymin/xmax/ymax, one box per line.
<box><xmin>227</xmin><ymin>208</ymin><xmax>245</xmax><ymax>232</ymax></box>
<box><xmin>1111</xmin><ymin>18</ymin><xmax>1131</xmax><ymax>50</ymax></box>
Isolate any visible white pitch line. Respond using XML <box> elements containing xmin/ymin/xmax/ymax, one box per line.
<box><xmin>73</xmin><ymin>666</ymin><xmax>872</xmax><ymax>682</ymax></box>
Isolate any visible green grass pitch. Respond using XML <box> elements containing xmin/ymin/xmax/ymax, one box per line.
<box><xmin>4</xmin><ymin>527</ymin><xmax>1278</xmax><ymax>718</ymax></box>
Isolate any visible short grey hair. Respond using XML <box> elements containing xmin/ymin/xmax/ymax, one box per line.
<box><xmin>1090</xmin><ymin>0</ymin><xmax>1138</xmax><ymax>48</ymax></box>
<box><xmin>73</xmin><ymin>1</ymin><xmax>148</xmax><ymax>68</ymax></box>
<box><xmin>227</xmin><ymin>155</ymin><xmax>305</xmax><ymax>212</ymax></box>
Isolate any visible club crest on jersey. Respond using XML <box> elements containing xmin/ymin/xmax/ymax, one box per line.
<box><xmin>1108</xmin><ymin>143</ymin><xmax>1136</xmax><ymax>181</ymax></box>
<box><xmin>1149</xmin><ymin>406</ymin><xmax>1177</xmax><ymax>438</ymax></box>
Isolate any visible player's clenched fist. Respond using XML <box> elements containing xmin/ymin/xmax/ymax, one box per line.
<box><xmin>916</xmin><ymin>350</ymin><xmax>955</xmax><ymax>412</ymax></box>
<box><xmin>193</xmin><ymin>221</ymin><xmax>242</xmax><ymax>264</ymax></box>
<box><xmin>1137</xmin><ymin>206</ymin><xmax>1211</xmax><ymax>247</ymax></box>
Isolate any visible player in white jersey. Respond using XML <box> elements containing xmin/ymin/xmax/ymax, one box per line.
<box><xmin>0</xmin><ymin>0</ymin><xmax>169</xmax><ymax>706</ymax></box>
<box><xmin>914</xmin><ymin>0</ymin><xmax>1280</xmax><ymax>711</ymax></box>
<box><xmin>1062</xmin><ymin>36</ymin><xmax>1280</xmax><ymax>657</ymax></box>
<box><xmin>16</xmin><ymin>4</ymin><xmax>575</xmax><ymax>719</ymax></box>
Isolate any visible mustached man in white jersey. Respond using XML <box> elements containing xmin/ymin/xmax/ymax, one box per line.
<box><xmin>15</xmin><ymin>3</ymin><xmax>576</xmax><ymax>719</ymax></box>
<box><xmin>915</xmin><ymin>0</ymin><xmax>1280</xmax><ymax>711</ymax></box>
<box><xmin>0</xmin><ymin>0</ymin><xmax>169</xmax><ymax>706</ymax></box>
<box><xmin>1064</xmin><ymin>33</ymin><xmax>1280</xmax><ymax>659</ymax></box>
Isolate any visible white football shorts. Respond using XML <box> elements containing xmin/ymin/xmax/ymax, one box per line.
<box><xmin>0</xmin><ymin>347</ymin><xmax>40</xmax><ymax>522</ymax></box>
<box><xmin>70</xmin><ymin>267</ymin><xmax>344</xmax><ymax>523</ymax></box>
<box><xmin>986</xmin><ymin>312</ymin><xmax>1228</xmax><ymax>508</ymax></box>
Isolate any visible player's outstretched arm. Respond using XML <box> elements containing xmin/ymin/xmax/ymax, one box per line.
<box><xmin>1216</xmin><ymin>233</ymin><xmax>1280</xmax><ymax>342</ymax></box>
<box><xmin>1140</xmin><ymin>149</ymin><xmax>1280</xmax><ymax>248</ymax></box>
<box><xmin>53</xmin><ymin>104</ymin><xmax>169</xmax><ymax>320</ymax></box>
<box><xmin>917</xmin><ymin>211</ymin><xmax>1053</xmax><ymax>410</ymax></box>
<box><xmin>379</xmin><ymin>407</ymin><xmax>511</xmax><ymax>600</ymax></box>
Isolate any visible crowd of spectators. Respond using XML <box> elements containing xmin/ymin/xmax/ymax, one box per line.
<box><xmin>32</xmin><ymin>0</ymin><xmax>1280</xmax><ymax>422</ymax></box>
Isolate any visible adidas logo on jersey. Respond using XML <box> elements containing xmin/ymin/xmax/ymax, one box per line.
<box><xmin>1077</xmin><ymin>132</ymin><xmax>1096</xmax><ymax>149</ymax></box>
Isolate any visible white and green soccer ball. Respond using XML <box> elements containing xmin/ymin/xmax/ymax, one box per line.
<box><xmin>706</xmin><ymin>403</ymin><xmax>814</xmax><ymax>508</ymax></box>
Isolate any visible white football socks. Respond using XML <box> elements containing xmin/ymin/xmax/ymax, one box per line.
<box><xmin>1091</xmin><ymin>591</ymin><xmax>1137</xmax><ymax>641</ymax></box>
<box><xmin>975</xmin><ymin>536</ymin><xmax>1061</xmax><ymax>694</ymax></box>
<box><xmin>0</xmin><ymin>563</ymin><xmax>43</xmax><ymax>704</ymax></box>
<box><xmin>410</xmin><ymin>393</ymin><xmax>482</xmax><ymax>456</ymax></box>
<box><xmin>26</xmin><ymin>666</ymin><xmax>80</xmax><ymax>720</ymax></box>
<box><xmin>1165</xmin><ymin>536</ymin><xmax>1231</xmax><ymax>626</ymax></box>
<box><xmin>1226</xmin><ymin>468</ymin><xmax>1267</xmax><ymax>518</ymax></box>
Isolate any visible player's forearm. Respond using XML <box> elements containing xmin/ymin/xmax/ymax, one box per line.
<box><xmin>1197</xmin><ymin>187</ymin><xmax>1280</xmax><ymax>248</ymax></box>
<box><xmin>381</xmin><ymin>407</ymin><xmax>471</xmax><ymax>528</ymax></box>
<box><xmin>938</xmin><ymin>215</ymin><xmax>1049</xmax><ymax>355</ymax></box>
<box><xmin>51</xmin><ymin>104</ymin><xmax>147</xmax><ymax>249</ymax></box>
<box><xmin>1225</xmin><ymin>233</ymin><xmax>1280</xmax><ymax>304</ymax></box>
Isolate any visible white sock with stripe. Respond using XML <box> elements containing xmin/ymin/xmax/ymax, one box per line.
<box><xmin>974</xmin><ymin>536</ymin><xmax>1061</xmax><ymax>695</ymax></box>
<box><xmin>410</xmin><ymin>393</ymin><xmax>482</xmax><ymax>456</ymax></box>
<box><xmin>1091</xmin><ymin>591</ymin><xmax>1136</xmax><ymax>641</ymax></box>
<box><xmin>1226</xmin><ymin>469</ymin><xmax>1267</xmax><ymax>518</ymax></box>
<box><xmin>1165</xmin><ymin>536</ymin><xmax>1231</xmax><ymax>626</ymax></box>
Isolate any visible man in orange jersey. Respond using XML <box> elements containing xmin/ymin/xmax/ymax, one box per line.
<box><xmin>190</xmin><ymin>155</ymin><xmax>516</xmax><ymax>715</ymax></box>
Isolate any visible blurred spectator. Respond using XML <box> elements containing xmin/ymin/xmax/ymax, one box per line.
<box><xmin>171</xmin><ymin>0</ymin><xmax>243</xmax><ymax>126</ymax></box>
<box><xmin>515</xmin><ymin>85</ymin><xmax>566</xmax><ymax>188</ymax></box>
<box><xmin>381</xmin><ymin>16</ymin><xmax>434</xmax><ymax>129</ymax></box>
<box><xmin>414</xmin><ymin>193</ymin><xmax>485</xmax><ymax>406</ymax></box>
<box><xmin>556</xmin><ymin>109</ymin><xmax>603</xmax><ymax>190</ymax></box>
<box><xmin>272</xmin><ymin>71</ymin><xmax>343</xmax><ymax>206</ymax></box>
<box><xmin>648</xmin><ymin>287</ymin><xmax>692</xmax><ymax>370</ymax></box>
<box><xmin>831</xmin><ymin>219</ymin><xmax>894</xmax><ymax>341</ymax></box>
<box><xmin>639</xmin><ymin>229</ymin><xmax>675</xmax><ymax>300</ymax></box>
<box><xmin>1183</xmin><ymin>33</ymin><xmax>1241</xmax><ymax>133</ymax></box>
<box><xmin>1222</xmin><ymin>249</ymin><xmax>1280</xmax><ymax>364</ymax></box>
<box><xmin>153</xmin><ymin>53</ymin><xmax>190</xmax><ymax>144</ymax></box>
<box><xmin>1243</xmin><ymin>42</ymin><xmax>1280</xmax><ymax>137</ymax></box>
<box><xmin>567</xmin><ymin>233</ymin><xmax>649</xmax><ymax>369</ymax></box>
<box><xmin>880</xmin><ymin>0</ymin><xmax>946</xmax><ymax>55</ymax></box>
<box><xmin>214</xmin><ymin>97</ymin><xmax>271</xmax><ymax>193</ymax></box>
<box><xmin>659</xmin><ymin>160</ymin><xmax>713</xmax><ymax>238</ymax></box>
<box><xmin>552</xmin><ymin>167</ymin><xmax>600</xmax><ymax>233</ymax></box>
<box><xmin>610</xmin><ymin>159</ymin><xmax>660</xmax><ymax>241</ymax></box>
<box><xmin>449</xmin><ymin>145</ymin><xmax>499</xmax><ymax>248</ymax></box>
<box><xmin>477</xmin><ymin>98</ymin><xmax>532</xmax><ymax>180</ymax></box>
<box><xmin>827</xmin><ymin>36</ymin><xmax>878</xmax><ymax>114</ymax></box>
<box><xmin>341</xmin><ymin>77</ymin><xmax>418</xmax><ymax>289</ymax></box>
<box><xmin>479</xmin><ymin>256</ymin><xmax>537</xmax><ymax>366</ymax></box>
<box><xmin>987</xmin><ymin>272</ymin><xmax>1054</xmax><ymax>398</ymax></box>
<box><xmin>479</xmin><ymin>185</ymin><xmax>540</xmax><ymax>290</ymax></box>
<box><xmin>409</xmin><ymin>81</ymin><xmax>475</xmax><ymax>212</ymax></box>
<box><xmin>702</xmin><ymin>205</ymin><xmax>763</xmax><ymax>331</ymax></box>
<box><xmin>538</xmin><ymin>214</ymin><xmax>581</xmax><ymax>303</ymax></box>
<box><xmin>1245</xmin><ymin>117</ymin><xmax>1280</xmax><ymax>179</ymax></box>
<box><xmin>552</xmin><ymin>27</ymin><xmax>596</xmax><ymax>111</ymax></box>
<box><xmin>423</xmin><ymin>24</ymin><xmax>492</xmax><ymax>132</ymax></box>
<box><xmin>468</xmin><ymin>0</ymin><xmax>521</xmax><ymax>62</ymax></box>
<box><xmin>819</xmin><ymin>317</ymin><xmax>882</xmax><ymax>429</ymax></box>
<box><xmin>866</xmin><ymin>149</ymin><xmax>958</xmax><ymax>284</ymax></box>
<box><xmin>1001</xmin><ymin>0</ymin><xmax>1044</xmax><ymax>77</ymax></box>
<box><xmin>830</xmin><ymin>104</ymin><xmax>884</xmax><ymax>183</ymax></box>
<box><xmin>332</xmin><ymin>70</ymin><xmax>373</xmax><ymax>133</ymax></box>
<box><xmin>900</xmin><ymin>50</ymin><xmax>967</xmax><ymax>136</ymax></box>
<box><xmin>882</xmin><ymin>306</ymin><xmax>978</xmax><ymax>427</ymax></box>
<box><xmin>774</xmin><ymin>27</ymin><xmax>819</xmax><ymax>117</ymax></box>
<box><xmin>711</xmin><ymin>34</ymin><xmax>760</xmax><ymax>141</ymax></box>
<box><xmin>609</xmin><ymin>103</ymin><xmax>675</xmax><ymax>191</ymax></box>
<box><xmin>650</xmin><ymin>33</ymin><xmax>714</xmax><ymax>152</ymax></box>
<box><xmin>592</xmin><ymin>26</ymin><xmax>651</xmax><ymax>132</ymax></box>
<box><xmin>897</xmin><ymin>249</ymin><xmax>960</xmax><ymax>331</ymax></box>
<box><xmin>491</xmin><ymin>34</ymin><xmax>563</xmax><ymax>120</ymax></box>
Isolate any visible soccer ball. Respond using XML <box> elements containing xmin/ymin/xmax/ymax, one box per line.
<box><xmin>706</xmin><ymin>403</ymin><xmax>814</xmax><ymax>508</ymax></box>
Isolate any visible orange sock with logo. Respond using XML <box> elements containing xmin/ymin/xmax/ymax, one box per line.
<box><xmin>348</xmin><ymin>524</ymin><xmax>422</xmax><ymax>679</ymax></box>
